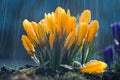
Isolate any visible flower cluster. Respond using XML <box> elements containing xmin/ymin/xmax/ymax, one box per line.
<box><xmin>21</xmin><ymin>7</ymin><xmax>107</xmax><ymax>73</ymax></box>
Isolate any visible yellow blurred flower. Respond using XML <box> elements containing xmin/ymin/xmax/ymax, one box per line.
<box><xmin>79</xmin><ymin>10</ymin><xmax>91</xmax><ymax>23</ymax></box>
<box><xmin>23</xmin><ymin>19</ymin><xmax>39</xmax><ymax>45</ymax></box>
<box><xmin>76</xmin><ymin>22</ymin><xmax>88</xmax><ymax>47</ymax></box>
<box><xmin>86</xmin><ymin>20</ymin><xmax>99</xmax><ymax>43</ymax></box>
<box><xmin>21</xmin><ymin>35</ymin><xmax>35</xmax><ymax>56</ymax></box>
<box><xmin>80</xmin><ymin>60</ymin><xmax>107</xmax><ymax>74</ymax></box>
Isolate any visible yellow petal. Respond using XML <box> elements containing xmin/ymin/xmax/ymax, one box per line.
<box><xmin>55</xmin><ymin>7</ymin><xmax>63</xmax><ymax>27</ymax></box>
<box><xmin>31</xmin><ymin>21</ymin><xmax>38</xmax><ymax>34</ymax></box>
<box><xmin>64</xmin><ymin>30</ymin><xmax>76</xmax><ymax>50</ymax></box>
<box><xmin>55</xmin><ymin>7</ymin><xmax>68</xmax><ymax>38</ymax></box>
<box><xmin>76</xmin><ymin>22</ymin><xmax>88</xmax><ymax>46</ymax></box>
<box><xmin>37</xmin><ymin>23</ymin><xmax>47</xmax><ymax>45</ymax></box>
<box><xmin>21</xmin><ymin>35</ymin><xmax>34</xmax><ymax>56</ymax></box>
<box><xmin>67</xmin><ymin>9</ymin><xmax>70</xmax><ymax>17</ymax></box>
<box><xmin>45</xmin><ymin>13</ymin><xmax>56</xmax><ymax>34</ymax></box>
<box><xmin>27</xmin><ymin>28</ymin><xmax>39</xmax><ymax>45</ymax></box>
<box><xmin>23</xmin><ymin>19</ymin><xmax>33</xmax><ymax>32</ymax></box>
<box><xmin>66</xmin><ymin>17</ymin><xmax>76</xmax><ymax>35</ymax></box>
<box><xmin>49</xmin><ymin>32</ymin><xmax>55</xmax><ymax>49</ymax></box>
<box><xmin>39</xmin><ymin>19</ymin><xmax>49</xmax><ymax>34</ymax></box>
<box><xmin>80</xmin><ymin>10</ymin><xmax>91</xmax><ymax>23</ymax></box>
<box><xmin>86</xmin><ymin>20</ymin><xmax>99</xmax><ymax>43</ymax></box>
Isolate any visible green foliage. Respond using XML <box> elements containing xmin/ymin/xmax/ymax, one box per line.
<box><xmin>112</xmin><ymin>57</ymin><xmax>120</xmax><ymax>72</ymax></box>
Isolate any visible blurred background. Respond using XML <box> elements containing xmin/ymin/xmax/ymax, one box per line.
<box><xmin>0</xmin><ymin>0</ymin><xmax>120</xmax><ymax>67</ymax></box>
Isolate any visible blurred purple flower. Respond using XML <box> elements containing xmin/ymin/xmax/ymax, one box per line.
<box><xmin>104</xmin><ymin>47</ymin><xmax>113</xmax><ymax>67</ymax></box>
<box><xmin>111</xmin><ymin>22</ymin><xmax>120</xmax><ymax>56</ymax></box>
<box><xmin>111</xmin><ymin>23</ymin><xmax>120</xmax><ymax>42</ymax></box>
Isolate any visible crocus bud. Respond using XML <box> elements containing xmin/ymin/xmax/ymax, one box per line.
<box><xmin>76</xmin><ymin>22</ymin><xmax>88</xmax><ymax>46</ymax></box>
<box><xmin>23</xmin><ymin>19</ymin><xmax>39</xmax><ymax>44</ymax></box>
<box><xmin>86</xmin><ymin>20</ymin><xmax>99</xmax><ymax>43</ymax></box>
<box><xmin>21</xmin><ymin>35</ymin><xmax>35</xmax><ymax>56</ymax></box>
<box><xmin>80</xmin><ymin>10</ymin><xmax>91</xmax><ymax>23</ymax></box>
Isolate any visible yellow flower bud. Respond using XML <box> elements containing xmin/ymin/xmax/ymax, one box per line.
<box><xmin>45</xmin><ymin>13</ymin><xmax>56</xmax><ymax>34</ymax></box>
<box><xmin>23</xmin><ymin>19</ymin><xmax>39</xmax><ymax>44</ymax></box>
<box><xmin>23</xmin><ymin>19</ymin><xmax>33</xmax><ymax>32</ymax></box>
<box><xmin>21</xmin><ymin>35</ymin><xmax>35</xmax><ymax>56</ymax></box>
<box><xmin>30</xmin><ymin>21</ymin><xmax>38</xmax><ymax>34</ymax></box>
<box><xmin>80</xmin><ymin>60</ymin><xmax>107</xmax><ymax>74</ymax></box>
<box><xmin>76</xmin><ymin>22</ymin><xmax>88</xmax><ymax>46</ymax></box>
<box><xmin>86</xmin><ymin>20</ymin><xmax>99</xmax><ymax>43</ymax></box>
<box><xmin>55</xmin><ymin>7</ymin><xmax>67</xmax><ymax>39</ymax></box>
<box><xmin>55</xmin><ymin>7</ymin><xmax>64</xmax><ymax>27</ymax></box>
<box><xmin>80</xmin><ymin>10</ymin><xmax>91</xmax><ymax>23</ymax></box>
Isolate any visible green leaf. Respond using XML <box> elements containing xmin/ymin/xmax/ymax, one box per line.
<box><xmin>50</xmin><ymin>48</ymin><xmax>56</xmax><ymax>70</ymax></box>
<box><xmin>85</xmin><ymin>44</ymin><xmax>94</xmax><ymax>63</ymax></box>
<box><xmin>81</xmin><ymin>43</ymin><xmax>85</xmax><ymax>64</ymax></box>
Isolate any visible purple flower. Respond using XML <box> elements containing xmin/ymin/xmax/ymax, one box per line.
<box><xmin>111</xmin><ymin>22</ymin><xmax>120</xmax><ymax>56</ymax></box>
<box><xmin>111</xmin><ymin>23</ymin><xmax>120</xmax><ymax>43</ymax></box>
<box><xmin>104</xmin><ymin>47</ymin><xmax>113</xmax><ymax>67</ymax></box>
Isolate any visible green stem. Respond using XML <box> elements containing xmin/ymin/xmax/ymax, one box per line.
<box><xmin>81</xmin><ymin>44</ymin><xmax>85</xmax><ymax>65</ymax></box>
<box><xmin>31</xmin><ymin>54</ymin><xmax>40</xmax><ymax>65</ymax></box>
<box><xmin>84</xmin><ymin>47</ymin><xmax>89</xmax><ymax>63</ymax></box>
<box><xmin>50</xmin><ymin>48</ymin><xmax>55</xmax><ymax>70</ymax></box>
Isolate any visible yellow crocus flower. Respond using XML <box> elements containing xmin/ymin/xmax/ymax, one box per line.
<box><xmin>80</xmin><ymin>60</ymin><xmax>107</xmax><ymax>74</ymax></box>
<box><xmin>49</xmin><ymin>32</ymin><xmax>55</xmax><ymax>49</ymax></box>
<box><xmin>55</xmin><ymin>7</ymin><xmax>67</xmax><ymax>39</ymax></box>
<box><xmin>23</xmin><ymin>19</ymin><xmax>39</xmax><ymax>44</ymax></box>
<box><xmin>76</xmin><ymin>22</ymin><xmax>88</xmax><ymax>46</ymax></box>
<box><xmin>55</xmin><ymin>7</ymin><xmax>65</xmax><ymax>27</ymax></box>
<box><xmin>86</xmin><ymin>20</ymin><xmax>99</xmax><ymax>43</ymax></box>
<box><xmin>45</xmin><ymin>13</ymin><xmax>56</xmax><ymax>34</ymax></box>
<box><xmin>21</xmin><ymin>35</ymin><xmax>35</xmax><ymax>56</ymax></box>
<box><xmin>23</xmin><ymin>19</ymin><xmax>33</xmax><ymax>32</ymax></box>
<box><xmin>80</xmin><ymin>10</ymin><xmax>91</xmax><ymax>23</ymax></box>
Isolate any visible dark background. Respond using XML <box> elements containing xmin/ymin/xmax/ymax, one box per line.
<box><xmin>0</xmin><ymin>0</ymin><xmax>120</xmax><ymax>67</ymax></box>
